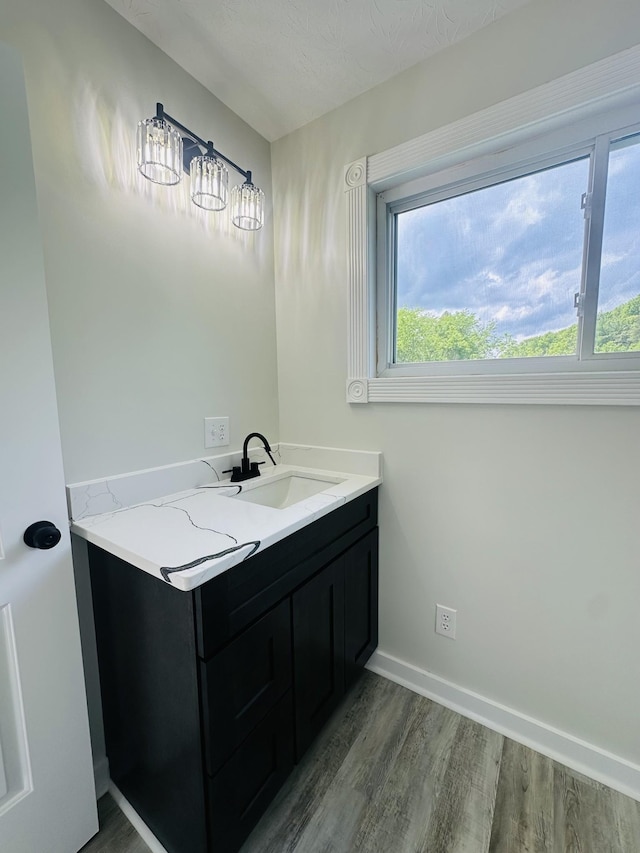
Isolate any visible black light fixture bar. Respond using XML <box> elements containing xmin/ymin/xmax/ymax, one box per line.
<box><xmin>156</xmin><ymin>102</ymin><xmax>252</xmax><ymax>183</ymax></box>
<box><xmin>138</xmin><ymin>102</ymin><xmax>265</xmax><ymax>229</ymax></box>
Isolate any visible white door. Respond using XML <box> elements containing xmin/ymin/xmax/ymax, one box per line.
<box><xmin>0</xmin><ymin>41</ymin><xmax>98</xmax><ymax>853</ymax></box>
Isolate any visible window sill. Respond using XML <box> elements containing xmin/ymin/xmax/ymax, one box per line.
<box><xmin>347</xmin><ymin>371</ymin><xmax>640</xmax><ymax>405</ymax></box>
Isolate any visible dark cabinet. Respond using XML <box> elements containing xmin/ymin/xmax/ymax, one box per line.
<box><xmin>90</xmin><ymin>488</ymin><xmax>378</xmax><ymax>853</ymax></box>
<box><xmin>208</xmin><ymin>691</ymin><xmax>294</xmax><ymax>853</ymax></box>
<box><xmin>293</xmin><ymin>556</ymin><xmax>346</xmax><ymax>758</ymax></box>
<box><xmin>200</xmin><ymin>598</ymin><xmax>292</xmax><ymax>775</ymax></box>
<box><xmin>291</xmin><ymin>527</ymin><xmax>379</xmax><ymax>758</ymax></box>
<box><xmin>345</xmin><ymin>528</ymin><xmax>379</xmax><ymax>689</ymax></box>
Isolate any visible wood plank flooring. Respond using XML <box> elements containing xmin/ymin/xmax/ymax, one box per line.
<box><xmin>80</xmin><ymin>672</ymin><xmax>640</xmax><ymax>853</ymax></box>
<box><xmin>80</xmin><ymin>794</ymin><xmax>152</xmax><ymax>853</ymax></box>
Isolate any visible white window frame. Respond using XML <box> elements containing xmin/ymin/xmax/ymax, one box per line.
<box><xmin>344</xmin><ymin>44</ymin><xmax>640</xmax><ymax>405</ymax></box>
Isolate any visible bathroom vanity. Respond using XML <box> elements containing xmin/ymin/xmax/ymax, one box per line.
<box><xmin>77</xmin><ymin>452</ymin><xmax>380</xmax><ymax>853</ymax></box>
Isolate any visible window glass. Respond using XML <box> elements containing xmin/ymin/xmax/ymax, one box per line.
<box><xmin>595</xmin><ymin>133</ymin><xmax>640</xmax><ymax>353</ymax></box>
<box><xmin>394</xmin><ymin>157</ymin><xmax>590</xmax><ymax>363</ymax></box>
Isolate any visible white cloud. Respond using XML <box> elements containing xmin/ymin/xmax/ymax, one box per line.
<box><xmin>484</xmin><ymin>270</ymin><xmax>503</xmax><ymax>286</ymax></box>
<box><xmin>600</xmin><ymin>250</ymin><xmax>625</xmax><ymax>268</ymax></box>
<box><xmin>529</xmin><ymin>268</ymin><xmax>559</xmax><ymax>297</ymax></box>
<box><xmin>491</xmin><ymin>174</ymin><xmax>553</xmax><ymax>233</ymax></box>
<box><xmin>493</xmin><ymin>304</ymin><xmax>537</xmax><ymax>322</ymax></box>
<box><xmin>607</xmin><ymin>146</ymin><xmax>636</xmax><ymax>178</ymax></box>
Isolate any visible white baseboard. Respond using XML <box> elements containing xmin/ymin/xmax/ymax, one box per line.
<box><xmin>93</xmin><ymin>755</ymin><xmax>109</xmax><ymax>799</ymax></box>
<box><xmin>108</xmin><ymin>782</ymin><xmax>169</xmax><ymax>853</ymax></box>
<box><xmin>367</xmin><ymin>649</ymin><xmax>640</xmax><ymax>803</ymax></box>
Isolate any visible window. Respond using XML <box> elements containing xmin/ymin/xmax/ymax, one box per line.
<box><xmin>377</xmin><ymin>123</ymin><xmax>640</xmax><ymax>378</ymax></box>
<box><xmin>595</xmin><ymin>134</ymin><xmax>640</xmax><ymax>354</ymax></box>
<box><xmin>345</xmin><ymin>48</ymin><xmax>640</xmax><ymax>404</ymax></box>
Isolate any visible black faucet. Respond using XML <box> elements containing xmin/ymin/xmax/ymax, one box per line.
<box><xmin>229</xmin><ymin>432</ymin><xmax>276</xmax><ymax>482</ymax></box>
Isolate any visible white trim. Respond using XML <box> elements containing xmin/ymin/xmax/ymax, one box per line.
<box><xmin>367</xmin><ymin>650</ymin><xmax>640</xmax><ymax>803</ymax></box>
<box><xmin>0</xmin><ymin>738</ymin><xmax>6</xmax><ymax>800</ymax></box>
<box><xmin>346</xmin><ymin>43</ymin><xmax>640</xmax><ymax>405</ymax></box>
<box><xmin>367</xmin><ymin>45</ymin><xmax>640</xmax><ymax>189</ymax></box>
<box><xmin>108</xmin><ymin>782</ymin><xmax>169</xmax><ymax>853</ymax></box>
<box><xmin>345</xmin><ymin>178</ymin><xmax>371</xmax><ymax>398</ymax></box>
<box><xmin>0</xmin><ymin>604</ymin><xmax>33</xmax><ymax>815</ymax></box>
<box><xmin>367</xmin><ymin>371</ymin><xmax>640</xmax><ymax>405</ymax></box>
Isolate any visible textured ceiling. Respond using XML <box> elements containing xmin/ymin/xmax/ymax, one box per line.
<box><xmin>105</xmin><ymin>0</ymin><xmax>532</xmax><ymax>141</ymax></box>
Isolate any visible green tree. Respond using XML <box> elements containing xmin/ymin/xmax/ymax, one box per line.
<box><xmin>594</xmin><ymin>294</ymin><xmax>640</xmax><ymax>352</ymax></box>
<box><xmin>501</xmin><ymin>294</ymin><xmax>640</xmax><ymax>357</ymax></box>
<box><xmin>396</xmin><ymin>294</ymin><xmax>640</xmax><ymax>363</ymax></box>
<box><xmin>396</xmin><ymin>307</ymin><xmax>513</xmax><ymax>362</ymax></box>
<box><xmin>500</xmin><ymin>323</ymin><xmax>578</xmax><ymax>358</ymax></box>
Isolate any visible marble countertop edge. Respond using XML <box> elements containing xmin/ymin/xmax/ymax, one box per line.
<box><xmin>71</xmin><ymin>463</ymin><xmax>381</xmax><ymax>592</ymax></box>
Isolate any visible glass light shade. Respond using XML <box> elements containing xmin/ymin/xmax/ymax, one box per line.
<box><xmin>136</xmin><ymin>117</ymin><xmax>183</xmax><ymax>185</ymax></box>
<box><xmin>231</xmin><ymin>182</ymin><xmax>265</xmax><ymax>231</ymax></box>
<box><xmin>190</xmin><ymin>155</ymin><xmax>229</xmax><ymax>211</ymax></box>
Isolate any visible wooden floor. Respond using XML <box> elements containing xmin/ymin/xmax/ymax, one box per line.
<box><xmin>80</xmin><ymin>794</ymin><xmax>151</xmax><ymax>853</ymax></box>
<box><xmin>81</xmin><ymin>672</ymin><xmax>640</xmax><ymax>853</ymax></box>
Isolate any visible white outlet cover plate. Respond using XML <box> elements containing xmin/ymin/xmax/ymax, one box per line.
<box><xmin>435</xmin><ymin>604</ymin><xmax>457</xmax><ymax>639</ymax></box>
<box><xmin>204</xmin><ymin>416</ymin><xmax>229</xmax><ymax>448</ymax></box>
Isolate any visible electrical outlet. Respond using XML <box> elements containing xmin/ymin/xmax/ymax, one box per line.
<box><xmin>435</xmin><ymin>604</ymin><xmax>457</xmax><ymax>639</ymax></box>
<box><xmin>204</xmin><ymin>416</ymin><xmax>229</xmax><ymax>448</ymax></box>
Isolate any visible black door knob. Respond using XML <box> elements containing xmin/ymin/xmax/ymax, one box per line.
<box><xmin>23</xmin><ymin>520</ymin><xmax>62</xmax><ymax>550</ymax></box>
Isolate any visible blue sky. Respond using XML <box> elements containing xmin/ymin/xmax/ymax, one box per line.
<box><xmin>396</xmin><ymin>135</ymin><xmax>640</xmax><ymax>343</ymax></box>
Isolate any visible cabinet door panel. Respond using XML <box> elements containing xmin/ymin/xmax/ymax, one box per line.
<box><xmin>201</xmin><ymin>599</ymin><xmax>291</xmax><ymax>775</ymax></box>
<box><xmin>208</xmin><ymin>691</ymin><xmax>294</xmax><ymax>853</ymax></box>
<box><xmin>195</xmin><ymin>490</ymin><xmax>378</xmax><ymax>658</ymax></box>
<box><xmin>345</xmin><ymin>529</ymin><xmax>379</xmax><ymax>690</ymax></box>
<box><xmin>292</xmin><ymin>559</ymin><xmax>345</xmax><ymax>760</ymax></box>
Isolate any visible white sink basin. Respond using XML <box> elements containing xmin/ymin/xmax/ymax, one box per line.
<box><xmin>232</xmin><ymin>474</ymin><xmax>343</xmax><ymax>509</ymax></box>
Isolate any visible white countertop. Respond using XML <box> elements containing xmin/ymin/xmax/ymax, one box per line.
<box><xmin>71</xmin><ymin>462</ymin><xmax>381</xmax><ymax>591</ymax></box>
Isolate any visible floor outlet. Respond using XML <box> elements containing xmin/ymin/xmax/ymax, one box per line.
<box><xmin>435</xmin><ymin>604</ymin><xmax>457</xmax><ymax>639</ymax></box>
<box><xmin>204</xmin><ymin>416</ymin><xmax>229</xmax><ymax>448</ymax></box>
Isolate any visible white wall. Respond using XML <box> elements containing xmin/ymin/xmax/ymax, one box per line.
<box><xmin>0</xmin><ymin>0</ymin><xmax>279</xmax><ymax>485</ymax></box>
<box><xmin>272</xmin><ymin>0</ymin><xmax>640</xmax><ymax>768</ymax></box>
<box><xmin>0</xmin><ymin>0</ymin><xmax>280</xmax><ymax>795</ymax></box>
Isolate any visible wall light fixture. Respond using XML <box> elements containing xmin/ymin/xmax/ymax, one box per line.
<box><xmin>136</xmin><ymin>103</ymin><xmax>264</xmax><ymax>231</ymax></box>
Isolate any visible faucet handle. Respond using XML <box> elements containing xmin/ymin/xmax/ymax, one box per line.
<box><xmin>224</xmin><ymin>466</ymin><xmax>244</xmax><ymax>482</ymax></box>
